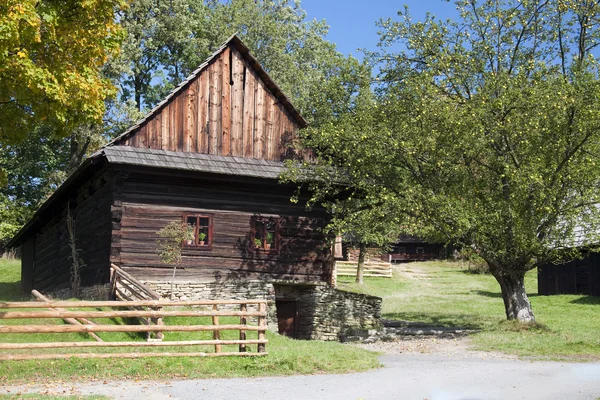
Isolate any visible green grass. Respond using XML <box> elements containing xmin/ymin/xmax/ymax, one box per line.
<box><xmin>339</xmin><ymin>261</ymin><xmax>600</xmax><ymax>360</ymax></box>
<box><xmin>0</xmin><ymin>260</ymin><xmax>380</xmax><ymax>383</ymax></box>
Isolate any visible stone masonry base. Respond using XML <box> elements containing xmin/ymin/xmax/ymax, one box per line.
<box><xmin>142</xmin><ymin>279</ymin><xmax>381</xmax><ymax>341</ymax></box>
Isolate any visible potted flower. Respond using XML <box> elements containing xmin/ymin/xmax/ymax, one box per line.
<box><xmin>264</xmin><ymin>232</ymin><xmax>274</xmax><ymax>250</ymax></box>
<box><xmin>185</xmin><ymin>224</ymin><xmax>195</xmax><ymax>245</ymax></box>
<box><xmin>198</xmin><ymin>231</ymin><xmax>207</xmax><ymax>246</ymax></box>
<box><xmin>254</xmin><ymin>238</ymin><xmax>262</xmax><ymax>248</ymax></box>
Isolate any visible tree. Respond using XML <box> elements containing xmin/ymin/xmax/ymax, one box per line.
<box><xmin>0</xmin><ymin>127</ymin><xmax>70</xmax><ymax>246</ymax></box>
<box><xmin>110</xmin><ymin>0</ymin><xmax>370</xmax><ymax>128</ymax></box>
<box><xmin>0</xmin><ymin>0</ymin><xmax>124</xmax><ymax>143</ymax></box>
<box><xmin>156</xmin><ymin>220</ymin><xmax>192</xmax><ymax>300</ymax></box>
<box><xmin>299</xmin><ymin>0</ymin><xmax>600</xmax><ymax>322</ymax></box>
<box><xmin>284</xmin><ymin>98</ymin><xmax>405</xmax><ymax>285</ymax></box>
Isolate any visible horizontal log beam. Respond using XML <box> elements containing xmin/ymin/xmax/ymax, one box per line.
<box><xmin>0</xmin><ymin>310</ymin><xmax>266</xmax><ymax>320</ymax></box>
<box><xmin>0</xmin><ymin>324</ymin><xmax>265</xmax><ymax>334</ymax></box>
<box><xmin>0</xmin><ymin>339</ymin><xmax>268</xmax><ymax>349</ymax></box>
<box><xmin>0</xmin><ymin>352</ymin><xmax>268</xmax><ymax>361</ymax></box>
<box><xmin>0</xmin><ymin>299</ymin><xmax>268</xmax><ymax>309</ymax></box>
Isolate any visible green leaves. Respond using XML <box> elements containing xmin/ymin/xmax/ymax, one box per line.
<box><xmin>0</xmin><ymin>0</ymin><xmax>125</xmax><ymax>143</ymax></box>
<box><xmin>111</xmin><ymin>0</ymin><xmax>370</xmax><ymax>128</ymax></box>
<box><xmin>295</xmin><ymin>2</ymin><xmax>600</xmax><ymax>314</ymax></box>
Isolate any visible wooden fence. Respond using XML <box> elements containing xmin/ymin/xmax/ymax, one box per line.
<box><xmin>335</xmin><ymin>261</ymin><xmax>393</xmax><ymax>278</ymax></box>
<box><xmin>109</xmin><ymin>263</ymin><xmax>164</xmax><ymax>340</ymax></box>
<box><xmin>0</xmin><ymin>298</ymin><xmax>268</xmax><ymax>360</ymax></box>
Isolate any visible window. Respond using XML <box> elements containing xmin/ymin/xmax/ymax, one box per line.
<box><xmin>251</xmin><ymin>217</ymin><xmax>279</xmax><ymax>252</ymax></box>
<box><xmin>416</xmin><ymin>247</ymin><xmax>425</xmax><ymax>254</ymax></box>
<box><xmin>397</xmin><ymin>247</ymin><xmax>406</xmax><ymax>254</ymax></box>
<box><xmin>184</xmin><ymin>214</ymin><xmax>213</xmax><ymax>248</ymax></box>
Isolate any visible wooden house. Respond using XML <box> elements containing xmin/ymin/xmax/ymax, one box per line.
<box><xmin>385</xmin><ymin>236</ymin><xmax>445</xmax><ymax>262</ymax></box>
<box><xmin>7</xmin><ymin>35</ymin><xmax>380</xmax><ymax>340</ymax></box>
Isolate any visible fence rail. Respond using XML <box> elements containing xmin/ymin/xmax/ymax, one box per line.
<box><xmin>335</xmin><ymin>261</ymin><xmax>393</xmax><ymax>278</ymax></box>
<box><xmin>110</xmin><ymin>263</ymin><xmax>163</xmax><ymax>340</ymax></box>
<box><xmin>0</xmin><ymin>298</ymin><xmax>268</xmax><ymax>360</ymax></box>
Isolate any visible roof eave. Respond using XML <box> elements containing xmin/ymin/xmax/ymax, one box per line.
<box><xmin>5</xmin><ymin>152</ymin><xmax>106</xmax><ymax>249</ymax></box>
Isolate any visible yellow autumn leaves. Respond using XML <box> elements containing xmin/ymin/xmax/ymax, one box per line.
<box><xmin>0</xmin><ymin>0</ymin><xmax>125</xmax><ymax>143</ymax></box>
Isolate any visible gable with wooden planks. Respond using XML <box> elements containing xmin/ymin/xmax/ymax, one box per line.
<box><xmin>110</xmin><ymin>35</ymin><xmax>309</xmax><ymax>161</ymax></box>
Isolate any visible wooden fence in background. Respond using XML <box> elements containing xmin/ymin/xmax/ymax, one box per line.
<box><xmin>335</xmin><ymin>261</ymin><xmax>393</xmax><ymax>278</ymax></box>
<box><xmin>0</xmin><ymin>298</ymin><xmax>268</xmax><ymax>360</ymax></box>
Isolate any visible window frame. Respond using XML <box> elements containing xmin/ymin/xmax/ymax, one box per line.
<box><xmin>183</xmin><ymin>213</ymin><xmax>213</xmax><ymax>250</ymax></box>
<box><xmin>251</xmin><ymin>216</ymin><xmax>280</xmax><ymax>253</ymax></box>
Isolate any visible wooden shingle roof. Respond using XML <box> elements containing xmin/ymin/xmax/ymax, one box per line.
<box><xmin>103</xmin><ymin>146</ymin><xmax>286</xmax><ymax>179</ymax></box>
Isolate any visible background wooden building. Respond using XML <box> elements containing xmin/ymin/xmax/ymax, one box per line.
<box><xmin>538</xmin><ymin>253</ymin><xmax>600</xmax><ymax>296</ymax></box>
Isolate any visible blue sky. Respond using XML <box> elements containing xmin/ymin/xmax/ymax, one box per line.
<box><xmin>300</xmin><ymin>0</ymin><xmax>459</xmax><ymax>58</ymax></box>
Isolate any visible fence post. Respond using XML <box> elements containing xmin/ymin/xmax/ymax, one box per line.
<box><xmin>155</xmin><ymin>306</ymin><xmax>164</xmax><ymax>341</ymax></box>
<box><xmin>239</xmin><ymin>303</ymin><xmax>247</xmax><ymax>353</ymax></box>
<box><xmin>258</xmin><ymin>302</ymin><xmax>266</xmax><ymax>353</ymax></box>
<box><xmin>212</xmin><ymin>304</ymin><xmax>221</xmax><ymax>354</ymax></box>
<box><xmin>109</xmin><ymin>267</ymin><xmax>117</xmax><ymax>301</ymax></box>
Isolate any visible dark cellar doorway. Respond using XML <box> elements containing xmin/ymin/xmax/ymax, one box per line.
<box><xmin>276</xmin><ymin>300</ymin><xmax>298</xmax><ymax>338</ymax></box>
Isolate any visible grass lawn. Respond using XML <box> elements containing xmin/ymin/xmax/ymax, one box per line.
<box><xmin>339</xmin><ymin>261</ymin><xmax>600</xmax><ymax>361</ymax></box>
<box><xmin>0</xmin><ymin>259</ymin><xmax>380</xmax><ymax>383</ymax></box>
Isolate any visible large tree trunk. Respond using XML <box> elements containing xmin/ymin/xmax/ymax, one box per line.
<box><xmin>67</xmin><ymin>131</ymin><xmax>91</xmax><ymax>173</ymax></box>
<box><xmin>491</xmin><ymin>269</ymin><xmax>535</xmax><ymax>322</ymax></box>
<box><xmin>356</xmin><ymin>242</ymin><xmax>366</xmax><ymax>285</ymax></box>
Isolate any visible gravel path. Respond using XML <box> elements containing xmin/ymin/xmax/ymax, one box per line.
<box><xmin>354</xmin><ymin>334</ymin><xmax>518</xmax><ymax>360</ymax></box>
<box><xmin>2</xmin><ymin>337</ymin><xmax>599</xmax><ymax>400</ymax></box>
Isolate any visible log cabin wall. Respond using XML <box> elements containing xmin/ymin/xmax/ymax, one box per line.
<box><xmin>30</xmin><ymin>166</ymin><xmax>114</xmax><ymax>292</ymax></box>
<box><xmin>111</xmin><ymin>167</ymin><xmax>332</xmax><ymax>283</ymax></box>
<box><xmin>113</xmin><ymin>44</ymin><xmax>307</xmax><ymax>161</ymax></box>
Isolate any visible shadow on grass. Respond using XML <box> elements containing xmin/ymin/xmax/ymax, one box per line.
<box><xmin>570</xmin><ymin>296</ymin><xmax>600</xmax><ymax>306</ymax></box>
<box><xmin>0</xmin><ymin>281</ymin><xmax>27</xmax><ymax>302</ymax></box>
<box><xmin>474</xmin><ymin>290</ymin><xmax>539</xmax><ymax>299</ymax></box>
<box><xmin>382</xmin><ymin>311</ymin><xmax>485</xmax><ymax>330</ymax></box>
<box><xmin>106</xmin><ymin>316</ymin><xmax>147</xmax><ymax>340</ymax></box>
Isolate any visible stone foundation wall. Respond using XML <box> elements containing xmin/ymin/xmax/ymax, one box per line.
<box><xmin>141</xmin><ymin>279</ymin><xmax>381</xmax><ymax>341</ymax></box>
<box><xmin>143</xmin><ymin>280</ymin><xmax>278</xmax><ymax>327</ymax></box>
<box><xmin>311</xmin><ymin>286</ymin><xmax>382</xmax><ymax>340</ymax></box>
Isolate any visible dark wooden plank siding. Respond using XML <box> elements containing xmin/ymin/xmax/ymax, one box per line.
<box><xmin>21</xmin><ymin>237</ymin><xmax>35</xmax><ymax>293</ymax></box>
<box><xmin>538</xmin><ymin>254</ymin><xmax>600</xmax><ymax>296</ymax></box>
<box><xmin>113</xmin><ymin>44</ymin><xmax>304</xmax><ymax>162</ymax></box>
<box><xmin>30</xmin><ymin>167</ymin><xmax>114</xmax><ymax>292</ymax></box>
<box><xmin>111</xmin><ymin>168</ymin><xmax>332</xmax><ymax>283</ymax></box>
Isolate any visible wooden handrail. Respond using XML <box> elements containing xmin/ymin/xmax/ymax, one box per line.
<box><xmin>110</xmin><ymin>264</ymin><xmax>160</xmax><ymax>300</ymax></box>
<box><xmin>0</xmin><ymin>299</ymin><xmax>268</xmax><ymax>309</ymax></box>
<box><xmin>110</xmin><ymin>263</ymin><xmax>163</xmax><ymax>341</ymax></box>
